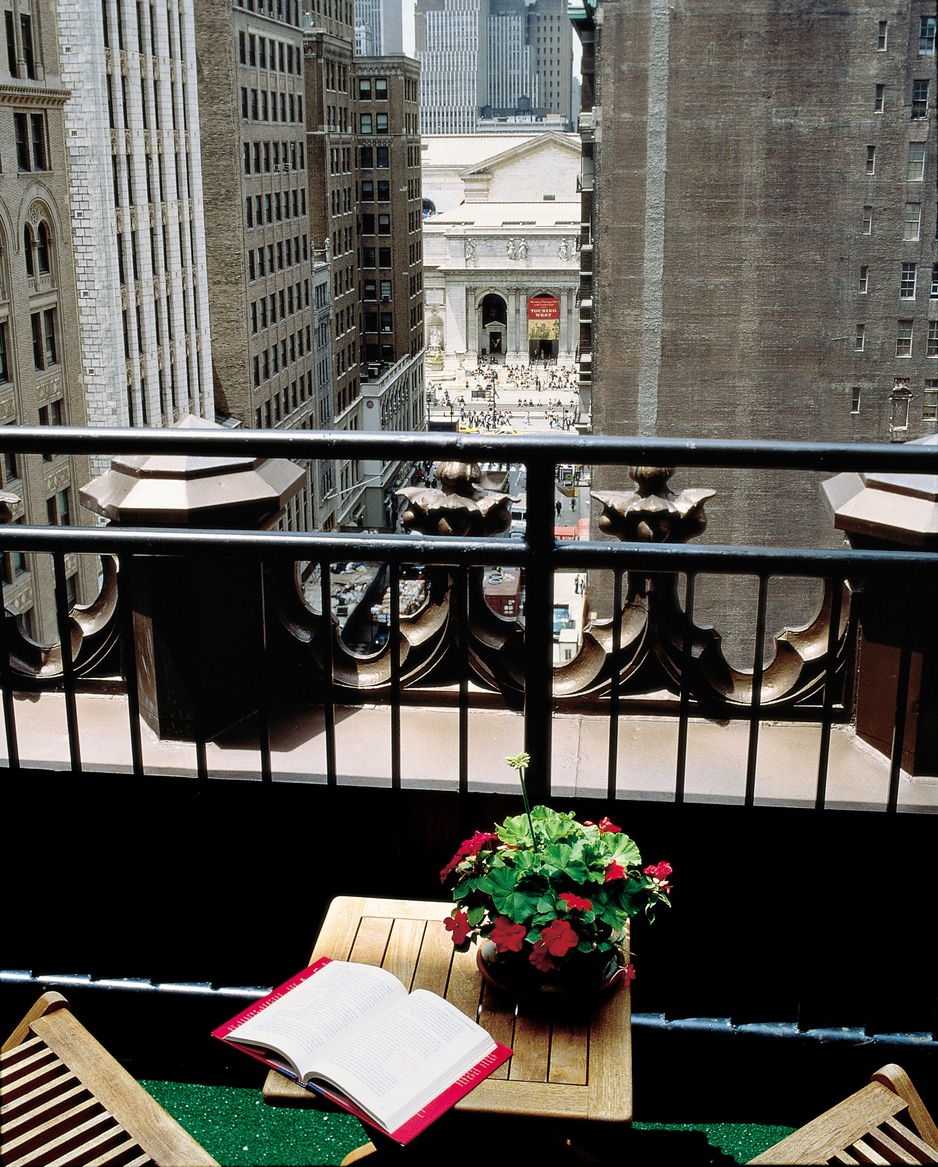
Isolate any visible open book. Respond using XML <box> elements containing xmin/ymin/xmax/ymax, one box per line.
<box><xmin>212</xmin><ymin>958</ymin><xmax>512</xmax><ymax>1144</ymax></box>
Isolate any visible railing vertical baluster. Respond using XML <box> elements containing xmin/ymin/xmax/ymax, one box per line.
<box><xmin>674</xmin><ymin>571</ymin><xmax>696</xmax><ymax>805</ymax></box>
<box><xmin>744</xmin><ymin>573</ymin><xmax>770</xmax><ymax>807</ymax></box>
<box><xmin>256</xmin><ymin>555</ymin><xmax>272</xmax><ymax>784</ymax></box>
<box><xmin>119</xmin><ymin>553</ymin><xmax>146</xmax><ymax>780</ymax></box>
<box><xmin>389</xmin><ymin>561</ymin><xmax>401</xmax><ymax>791</ymax></box>
<box><xmin>814</xmin><ymin>580</ymin><xmax>843</xmax><ymax>811</ymax></box>
<box><xmin>319</xmin><ymin>560</ymin><xmax>337</xmax><ymax>786</ymax></box>
<box><xmin>0</xmin><ymin>542</ymin><xmax>21</xmax><ymax>774</ymax></box>
<box><xmin>607</xmin><ymin>567</ymin><xmax>622</xmax><ymax>801</ymax></box>
<box><xmin>52</xmin><ymin>551</ymin><xmax>81</xmax><ymax>774</ymax></box>
<box><xmin>191</xmin><ymin>560</ymin><xmax>209</xmax><ymax>782</ymax></box>
<box><xmin>457</xmin><ymin>563</ymin><xmax>469</xmax><ymax>797</ymax></box>
<box><xmin>886</xmin><ymin>640</ymin><xmax>913</xmax><ymax>814</ymax></box>
<box><xmin>524</xmin><ymin>456</ymin><xmax>556</xmax><ymax>802</ymax></box>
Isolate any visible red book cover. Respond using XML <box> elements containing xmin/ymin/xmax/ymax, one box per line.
<box><xmin>212</xmin><ymin>958</ymin><xmax>512</xmax><ymax>1145</ymax></box>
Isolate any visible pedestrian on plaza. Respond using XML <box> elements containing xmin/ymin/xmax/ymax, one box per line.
<box><xmin>556</xmin><ymin>500</ymin><xmax>562</xmax><ymax>518</ymax></box>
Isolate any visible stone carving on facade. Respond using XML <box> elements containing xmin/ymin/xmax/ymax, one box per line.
<box><xmin>506</xmin><ymin>238</ymin><xmax>516</xmax><ymax>260</ymax></box>
<box><xmin>570</xmin><ymin>467</ymin><xmax>852</xmax><ymax>706</ymax></box>
<box><xmin>397</xmin><ymin>460</ymin><xmax>512</xmax><ymax>538</ymax></box>
<box><xmin>464</xmin><ymin>237</ymin><xmax>475</xmax><ymax>260</ymax></box>
<box><xmin>517</xmin><ymin>238</ymin><xmax>528</xmax><ymax>259</ymax></box>
<box><xmin>558</xmin><ymin>238</ymin><xmax>569</xmax><ymax>260</ymax></box>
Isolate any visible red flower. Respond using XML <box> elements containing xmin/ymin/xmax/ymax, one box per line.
<box><xmin>529</xmin><ymin>941</ymin><xmax>557</xmax><ymax>973</ymax></box>
<box><xmin>604</xmin><ymin>861</ymin><xmax>625</xmax><ymax>882</ymax></box>
<box><xmin>623</xmin><ymin>963</ymin><xmax>636</xmax><ymax>984</ymax></box>
<box><xmin>440</xmin><ymin>831</ymin><xmax>498</xmax><ymax>881</ymax></box>
<box><xmin>644</xmin><ymin>861</ymin><xmax>673</xmax><ymax>894</ymax></box>
<box><xmin>560</xmin><ymin>892</ymin><xmax>593</xmax><ymax>913</ymax></box>
<box><xmin>444</xmin><ymin>910</ymin><xmax>472</xmax><ymax>946</ymax></box>
<box><xmin>539</xmin><ymin>918</ymin><xmax>579</xmax><ymax>958</ymax></box>
<box><xmin>598</xmin><ymin>816</ymin><xmax>622</xmax><ymax>834</ymax></box>
<box><xmin>489</xmin><ymin>916</ymin><xmax>526</xmax><ymax>953</ymax></box>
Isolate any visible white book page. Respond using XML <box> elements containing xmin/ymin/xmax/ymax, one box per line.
<box><xmin>308</xmin><ymin>988</ymin><xmax>494</xmax><ymax>1131</ymax></box>
<box><xmin>229</xmin><ymin>961</ymin><xmax>405</xmax><ymax>1078</ymax></box>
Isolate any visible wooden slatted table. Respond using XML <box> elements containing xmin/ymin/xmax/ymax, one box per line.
<box><xmin>262</xmin><ymin>896</ymin><xmax>632</xmax><ymax>1128</ymax></box>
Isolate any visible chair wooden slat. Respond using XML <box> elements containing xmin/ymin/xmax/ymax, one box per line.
<box><xmin>1</xmin><ymin>993</ymin><xmax>217</xmax><ymax>1167</ymax></box>
<box><xmin>750</xmin><ymin>1065</ymin><xmax>938</xmax><ymax>1166</ymax></box>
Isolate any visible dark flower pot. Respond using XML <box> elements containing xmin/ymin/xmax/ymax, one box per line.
<box><xmin>477</xmin><ymin>940</ymin><xmax>626</xmax><ymax>1004</ymax></box>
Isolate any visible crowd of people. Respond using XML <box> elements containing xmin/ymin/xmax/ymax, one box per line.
<box><xmin>434</xmin><ymin>360</ymin><xmax>580</xmax><ymax>430</ymax></box>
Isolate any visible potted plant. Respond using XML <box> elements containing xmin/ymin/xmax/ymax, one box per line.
<box><xmin>441</xmin><ymin>754</ymin><xmax>673</xmax><ymax>997</ymax></box>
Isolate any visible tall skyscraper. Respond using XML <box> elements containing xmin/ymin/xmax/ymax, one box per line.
<box><xmin>0</xmin><ymin>0</ymin><xmax>96</xmax><ymax>639</ymax></box>
<box><xmin>354</xmin><ymin>0</ymin><xmax>403</xmax><ymax>55</ymax></box>
<box><xmin>416</xmin><ymin>0</ymin><xmax>573</xmax><ymax>133</ymax></box>
<box><xmin>416</xmin><ymin>0</ymin><xmax>488</xmax><ymax>135</ymax></box>
<box><xmin>577</xmin><ymin>0</ymin><xmax>937</xmax><ymax>634</ymax></box>
<box><xmin>57</xmin><ymin>0</ymin><xmax>213</xmax><ymax>436</ymax></box>
<box><xmin>194</xmin><ymin>0</ymin><xmax>324</xmax><ymax>527</ymax></box>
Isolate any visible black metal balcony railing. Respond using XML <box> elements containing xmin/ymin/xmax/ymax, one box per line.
<box><xmin>1</xmin><ymin>427</ymin><xmax>936</xmax><ymax>1085</ymax></box>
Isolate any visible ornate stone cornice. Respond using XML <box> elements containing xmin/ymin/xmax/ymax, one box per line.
<box><xmin>0</xmin><ymin>84</ymin><xmax>69</xmax><ymax>107</ymax></box>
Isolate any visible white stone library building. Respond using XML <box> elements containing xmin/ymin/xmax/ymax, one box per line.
<box><xmin>421</xmin><ymin>133</ymin><xmax>581</xmax><ymax>369</ymax></box>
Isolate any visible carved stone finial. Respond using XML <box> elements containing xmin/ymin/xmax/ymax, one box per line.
<box><xmin>397</xmin><ymin>460</ymin><xmax>512</xmax><ymax>536</ymax></box>
<box><xmin>592</xmin><ymin>467</ymin><xmax>715</xmax><ymax>543</ymax></box>
<box><xmin>0</xmin><ymin>491</ymin><xmax>19</xmax><ymax>525</ymax></box>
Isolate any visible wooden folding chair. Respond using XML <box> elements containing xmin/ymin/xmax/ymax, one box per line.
<box><xmin>749</xmin><ymin>1063</ymin><xmax>938</xmax><ymax>1165</ymax></box>
<box><xmin>1</xmin><ymin>991</ymin><xmax>218</xmax><ymax>1166</ymax></box>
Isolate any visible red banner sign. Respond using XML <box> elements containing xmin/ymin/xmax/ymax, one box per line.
<box><xmin>528</xmin><ymin>297</ymin><xmax>559</xmax><ymax>320</ymax></box>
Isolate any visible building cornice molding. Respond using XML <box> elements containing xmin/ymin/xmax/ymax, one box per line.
<box><xmin>0</xmin><ymin>84</ymin><xmax>70</xmax><ymax>107</ymax></box>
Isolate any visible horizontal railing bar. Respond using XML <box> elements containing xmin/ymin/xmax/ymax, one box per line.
<box><xmin>1</xmin><ymin>425</ymin><xmax>936</xmax><ymax>474</ymax></box>
<box><xmin>2</xmin><ymin>524</ymin><xmax>934</xmax><ymax>577</ymax></box>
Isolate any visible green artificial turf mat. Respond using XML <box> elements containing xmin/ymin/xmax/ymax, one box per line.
<box><xmin>140</xmin><ymin>1080</ymin><xmax>367</xmax><ymax>1166</ymax></box>
<box><xmin>141</xmin><ymin>1079</ymin><xmax>797</xmax><ymax>1166</ymax></box>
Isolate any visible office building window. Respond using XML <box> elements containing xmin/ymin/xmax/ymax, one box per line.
<box><xmin>874</xmin><ymin>84</ymin><xmax>885</xmax><ymax>112</ymax></box>
<box><xmin>358</xmin><ymin>78</ymin><xmax>371</xmax><ymax>99</ymax></box>
<box><xmin>360</xmin><ymin>113</ymin><xmax>372</xmax><ymax>134</ymax></box>
<box><xmin>31</xmin><ymin>308</ymin><xmax>57</xmax><ymax>369</ymax></box>
<box><xmin>376</xmin><ymin>146</ymin><xmax>389</xmax><ymax>168</ymax></box>
<box><xmin>912</xmin><ymin>79</ymin><xmax>929</xmax><ymax>118</ymax></box>
<box><xmin>362</xmin><ymin>247</ymin><xmax>375</xmax><ymax>267</ymax></box>
<box><xmin>920</xmin><ymin>16</ymin><xmax>936</xmax><ymax>54</ymax></box>
<box><xmin>379</xmin><ymin>247</ymin><xmax>391</xmax><ymax>267</ymax></box>
<box><xmin>931</xmin><ymin>263</ymin><xmax>938</xmax><ymax>297</ymax></box>
<box><xmin>896</xmin><ymin>320</ymin><xmax>913</xmax><ymax>357</ymax></box>
<box><xmin>924</xmin><ymin>380</ymin><xmax>938</xmax><ymax>419</ymax></box>
<box><xmin>865</xmin><ymin>145</ymin><xmax>876</xmax><ymax>174</ymax></box>
<box><xmin>858</xmin><ymin>265</ymin><xmax>869</xmax><ymax>293</ymax></box>
<box><xmin>360</xmin><ymin>146</ymin><xmax>373</xmax><ymax>168</ymax></box>
<box><xmin>850</xmin><ymin>387</ymin><xmax>861</xmax><ymax>414</ymax></box>
<box><xmin>900</xmin><ymin>263</ymin><xmax>917</xmax><ymax>298</ymax></box>
<box><xmin>380</xmin><ymin>280</ymin><xmax>391</xmax><ymax>299</ymax></box>
<box><xmin>377</xmin><ymin>180</ymin><xmax>389</xmax><ymax>201</ymax></box>
<box><xmin>0</xmin><ymin>322</ymin><xmax>10</xmax><ymax>383</ymax></box>
<box><xmin>928</xmin><ymin>321</ymin><xmax>938</xmax><ymax>357</ymax></box>
<box><xmin>904</xmin><ymin>202</ymin><xmax>921</xmax><ymax>240</ymax></box>
<box><xmin>361</xmin><ymin>180</ymin><xmax>374</xmax><ymax>200</ymax></box>
<box><xmin>907</xmin><ymin>142</ymin><xmax>926</xmax><ymax>180</ymax></box>
<box><xmin>854</xmin><ymin>324</ymin><xmax>865</xmax><ymax>352</ymax></box>
<box><xmin>374</xmin><ymin>78</ymin><xmax>387</xmax><ymax>99</ymax></box>
<box><xmin>378</xmin><ymin>214</ymin><xmax>390</xmax><ymax>235</ymax></box>
<box><xmin>890</xmin><ymin>380</ymin><xmax>912</xmax><ymax>432</ymax></box>
<box><xmin>862</xmin><ymin>206</ymin><xmax>873</xmax><ymax>234</ymax></box>
<box><xmin>14</xmin><ymin>111</ymin><xmax>47</xmax><ymax>171</ymax></box>
<box><xmin>46</xmin><ymin>488</ymin><xmax>71</xmax><ymax>526</ymax></box>
<box><xmin>375</xmin><ymin>113</ymin><xmax>388</xmax><ymax>132</ymax></box>
<box><xmin>877</xmin><ymin>20</ymin><xmax>888</xmax><ymax>50</ymax></box>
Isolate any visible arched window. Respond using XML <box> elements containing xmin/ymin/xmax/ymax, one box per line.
<box><xmin>24</xmin><ymin>224</ymin><xmax>34</xmax><ymax>276</ymax></box>
<box><xmin>36</xmin><ymin>221</ymin><xmax>49</xmax><ymax>274</ymax></box>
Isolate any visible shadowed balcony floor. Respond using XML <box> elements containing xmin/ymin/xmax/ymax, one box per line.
<box><xmin>5</xmin><ymin>688</ymin><xmax>935</xmax><ymax>812</ymax></box>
